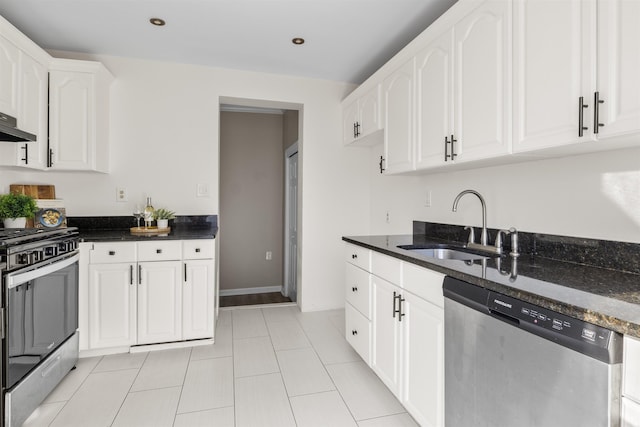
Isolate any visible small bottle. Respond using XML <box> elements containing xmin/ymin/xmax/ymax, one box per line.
<box><xmin>143</xmin><ymin>197</ymin><xmax>155</xmax><ymax>228</ymax></box>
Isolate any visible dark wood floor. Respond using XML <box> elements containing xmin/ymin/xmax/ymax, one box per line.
<box><xmin>220</xmin><ymin>292</ymin><xmax>293</xmax><ymax>307</ymax></box>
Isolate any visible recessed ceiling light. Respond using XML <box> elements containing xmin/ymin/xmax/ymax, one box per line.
<box><xmin>292</xmin><ymin>37</ymin><xmax>305</xmax><ymax>45</ymax></box>
<box><xmin>150</xmin><ymin>18</ymin><xmax>166</xmax><ymax>26</ymax></box>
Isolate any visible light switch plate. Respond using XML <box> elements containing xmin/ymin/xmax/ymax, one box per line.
<box><xmin>196</xmin><ymin>183</ymin><xmax>209</xmax><ymax>198</ymax></box>
<box><xmin>116</xmin><ymin>187</ymin><xmax>128</xmax><ymax>202</ymax></box>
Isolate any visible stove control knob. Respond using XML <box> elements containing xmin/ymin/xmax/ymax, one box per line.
<box><xmin>16</xmin><ymin>253</ymin><xmax>29</xmax><ymax>264</ymax></box>
<box><xmin>44</xmin><ymin>246</ymin><xmax>58</xmax><ymax>257</ymax></box>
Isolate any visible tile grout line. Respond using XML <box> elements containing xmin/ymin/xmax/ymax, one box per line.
<box><xmin>108</xmin><ymin>351</ymin><xmax>151</xmax><ymax>427</ymax></box>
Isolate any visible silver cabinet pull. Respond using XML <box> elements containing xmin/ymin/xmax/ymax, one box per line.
<box><xmin>578</xmin><ymin>96</ymin><xmax>589</xmax><ymax>137</ymax></box>
<box><xmin>594</xmin><ymin>91</ymin><xmax>605</xmax><ymax>134</ymax></box>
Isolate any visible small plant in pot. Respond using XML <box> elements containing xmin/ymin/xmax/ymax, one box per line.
<box><xmin>0</xmin><ymin>193</ymin><xmax>38</xmax><ymax>228</ymax></box>
<box><xmin>154</xmin><ymin>208</ymin><xmax>175</xmax><ymax>229</ymax></box>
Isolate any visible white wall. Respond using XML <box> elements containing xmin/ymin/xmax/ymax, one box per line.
<box><xmin>367</xmin><ymin>144</ymin><xmax>640</xmax><ymax>244</ymax></box>
<box><xmin>0</xmin><ymin>53</ymin><xmax>372</xmax><ymax>311</ymax></box>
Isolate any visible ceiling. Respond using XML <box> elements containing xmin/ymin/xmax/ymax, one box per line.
<box><xmin>0</xmin><ymin>0</ymin><xmax>457</xmax><ymax>84</ymax></box>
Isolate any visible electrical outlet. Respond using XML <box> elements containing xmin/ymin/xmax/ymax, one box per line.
<box><xmin>425</xmin><ymin>190</ymin><xmax>432</xmax><ymax>207</ymax></box>
<box><xmin>385</xmin><ymin>211</ymin><xmax>390</xmax><ymax>223</ymax></box>
<box><xmin>116</xmin><ymin>187</ymin><xmax>128</xmax><ymax>202</ymax></box>
<box><xmin>266</xmin><ymin>251</ymin><xmax>272</xmax><ymax>261</ymax></box>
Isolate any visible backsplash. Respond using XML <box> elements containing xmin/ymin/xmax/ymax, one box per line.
<box><xmin>69</xmin><ymin>215</ymin><xmax>218</xmax><ymax>231</ymax></box>
<box><xmin>413</xmin><ymin>221</ymin><xmax>640</xmax><ymax>275</ymax></box>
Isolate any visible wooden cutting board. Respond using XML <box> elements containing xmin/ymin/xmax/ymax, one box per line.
<box><xmin>9</xmin><ymin>184</ymin><xmax>56</xmax><ymax>199</ymax></box>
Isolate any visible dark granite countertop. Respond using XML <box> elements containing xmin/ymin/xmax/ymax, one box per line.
<box><xmin>343</xmin><ymin>229</ymin><xmax>640</xmax><ymax>339</ymax></box>
<box><xmin>71</xmin><ymin>215</ymin><xmax>217</xmax><ymax>242</ymax></box>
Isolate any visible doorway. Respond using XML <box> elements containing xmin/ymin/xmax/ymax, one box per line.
<box><xmin>218</xmin><ymin>101</ymin><xmax>300</xmax><ymax>308</ymax></box>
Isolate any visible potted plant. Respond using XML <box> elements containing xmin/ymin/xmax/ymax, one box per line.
<box><xmin>0</xmin><ymin>193</ymin><xmax>38</xmax><ymax>228</ymax></box>
<box><xmin>154</xmin><ymin>208</ymin><xmax>175</xmax><ymax>229</ymax></box>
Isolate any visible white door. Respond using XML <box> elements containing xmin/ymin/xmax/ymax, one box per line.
<box><xmin>19</xmin><ymin>52</ymin><xmax>48</xmax><ymax>169</ymax></box>
<box><xmin>415</xmin><ymin>29</ymin><xmax>453</xmax><ymax>169</ymax></box>
<box><xmin>88</xmin><ymin>263</ymin><xmax>137</xmax><ymax>349</ymax></box>
<box><xmin>284</xmin><ymin>144</ymin><xmax>298</xmax><ymax>302</ymax></box>
<box><xmin>454</xmin><ymin>0</ymin><xmax>511</xmax><ymax>161</ymax></box>
<box><xmin>138</xmin><ymin>261</ymin><xmax>182</xmax><ymax>344</ymax></box>
<box><xmin>402</xmin><ymin>291</ymin><xmax>445</xmax><ymax>427</ymax></box>
<box><xmin>383</xmin><ymin>58</ymin><xmax>415</xmax><ymax>174</ymax></box>
<box><xmin>371</xmin><ymin>275</ymin><xmax>402</xmax><ymax>397</ymax></box>
<box><xmin>183</xmin><ymin>260</ymin><xmax>214</xmax><ymax>340</ymax></box>
<box><xmin>597</xmin><ymin>0</ymin><xmax>640</xmax><ymax>140</ymax></box>
<box><xmin>513</xmin><ymin>0</ymin><xmax>594</xmax><ymax>152</ymax></box>
<box><xmin>0</xmin><ymin>36</ymin><xmax>19</xmax><ymax>118</ymax></box>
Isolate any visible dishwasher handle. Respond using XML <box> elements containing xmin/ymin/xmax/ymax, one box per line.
<box><xmin>489</xmin><ymin>309</ymin><xmax>520</xmax><ymax>326</ymax></box>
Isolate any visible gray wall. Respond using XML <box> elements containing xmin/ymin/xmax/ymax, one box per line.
<box><xmin>219</xmin><ymin>111</ymin><xmax>284</xmax><ymax>292</ymax></box>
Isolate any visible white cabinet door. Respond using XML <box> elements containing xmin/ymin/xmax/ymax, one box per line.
<box><xmin>137</xmin><ymin>261</ymin><xmax>182</xmax><ymax>345</ymax></box>
<box><xmin>88</xmin><ymin>263</ymin><xmax>137</xmax><ymax>349</ymax></box>
<box><xmin>359</xmin><ymin>84</ymin><xmax>382</xmax><ymax>137</ymax></box>
<box><xmin>597</xmin><ymin>0</ymin><xmax>640</xmax><ymax>140</ymax></box>
<box><xmin>0</xmin><ymin>35</ymin><xmax>19</xmax><ymax>119</ymax></box>
<box><xmin>183</xmin><ymin>260</ymin><xmax>214</xmax><ymax>340</ymax></box>
<box><xmin>343</xmin><ymin>99</ymin><xmax>359</xmax><ymax>144</ymax></box>
<box><xmin>454</xmin><ymin>0</ymin><xmax>511</xmax><ymax>162</ymax></box>
<box><xmin>383</xmin><ymin>58</ymin><xmax>415</xmax><ymax>174</ymax></box>
<box><xmin>415</xmin><ymin>29</ymin><xmax>453</xmax><ymax>169</ymax></box>
<box><xmin>402</xmin><ymin>291</ymin><xmax>444</xmax><ymax>427</ymax></box>
<box><xmin>513</xmin><ymin>0</ymin><xmax>594</xmax><ymax>153</ymax></box>
<box><xmin>371</xmin><ymin>275</ymin><xmax>402</xmax><ymax>396</ymax></box>
<box><xmin>18</xmin><ymin>52</ymin><xmax>48</xmax><ymax>169</ymax></box>
<box><xmin>49</xmin><ymin>59</ymin><xmax>113</xmax><ymax>172</ymax></box>
<box><xmin>622</xmin><ymin>397</ymin><xmax>640</xmax><ymax>427</ymax></box>
<box><xmin>48</xmin><ymin>70</ymin><xmax>93</xmax><ymax>170</ymax></box>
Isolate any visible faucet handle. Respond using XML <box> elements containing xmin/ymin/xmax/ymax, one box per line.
<box><xmin>464</xmin><ymin>226</ymin><xmax>475</xmax><ymax>245</ymax></box>
<box><xmin>509</xmin><ymin>227</ymin><xmax>519</xmax><ymax>257</ymax></box>
<box><xmin>495</xmin><ymin>229</ymin><xmax>510</xmax><ymax>253</ymax></box>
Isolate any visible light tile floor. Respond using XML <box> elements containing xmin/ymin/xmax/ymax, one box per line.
<box><xmin>23</xmin><ymin>305</ymin><xmax>418</xmax><ymax>427</ymax></box>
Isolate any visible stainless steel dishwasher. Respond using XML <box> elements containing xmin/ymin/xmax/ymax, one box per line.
<box><xmin>443</xmin><ymin>276</ymin><xmax>622</xmax><ymax>427</ymax></box>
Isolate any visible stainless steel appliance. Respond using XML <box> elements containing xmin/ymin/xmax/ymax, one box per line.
<box><xmin>443</xmin><ymin>276</ymin><xmax>622</xmax><ymax>427</ymax></box>
<box><xmin>0</xmin><ymin>113</ymin><xmax>37</xmax><ymax>142</ymax></box>
<box><xmin>0</xmin><ymin>227</ymin><xmax>79</xmax><ymax>427</ymax></box>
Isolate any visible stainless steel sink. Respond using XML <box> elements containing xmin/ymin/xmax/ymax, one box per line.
<box><xmin>397</xmin><ymin>244</ymin><xmax>492</xmax><ymax>261</ymax></box>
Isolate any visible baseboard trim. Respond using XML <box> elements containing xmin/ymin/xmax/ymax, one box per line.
<box><xmin>219</xmin><ymin>286</ymin><xmax>282</xmax><ymax>297</ymax></box>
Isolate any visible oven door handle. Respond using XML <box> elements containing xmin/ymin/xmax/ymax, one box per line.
<box><xmin>6</xmin><ymin>253</ymin><xmax>80</xmax><ymax>289</ymax></box>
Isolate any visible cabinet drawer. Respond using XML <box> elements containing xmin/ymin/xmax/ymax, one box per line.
<box><xmin>345</xmin><ymin>243</ymin><xmax>371</xmax><ymax>270</ymax></box>
<box><xmin>182</xmin><ymin>239</ymin><xmax>215</xmax><ymax>260</ymax></box>
<box><xmin>346</xmin><ymin>263</ymin><xmax>371</xmax><ymax>318</ymax></box>
<box><xmin>371</xmin><ymin>251</ymin><xmax>402</xmax><ymax>285</ymax></box>
<box><xmin>403</xmin><ymin>263</ymin><xmax>445</xmax><ymax>308</ymax></box>
<box><xmin>623</xmin><ymin>335</ymin><xmax>640</xmax><ymax>403</ymax></box>
<box><xmin>90</xmin><ymin>242</ymin><xmax>136</xmax><ymax>264</ymax></box>
<box><xmin>137</xmin><ymin>241</ymin><xmax>181</xmax><ymax>261</ymax></box>
<box><xmin>346</xmin><ymin>303</ymin><xmax>371</xmax><ymax>365</ymax></box>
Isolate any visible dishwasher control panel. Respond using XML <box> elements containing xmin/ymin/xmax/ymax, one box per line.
<box><xmin>487</xmin><ymin>291</ymin><xmax>614</xmax><ymax>350</ymax></box>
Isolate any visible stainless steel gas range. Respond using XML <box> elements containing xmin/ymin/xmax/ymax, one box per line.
<box><xmin>0</xmin><ymin>227</ymin><xmax>79</xmax><ymax>427</ymax></box>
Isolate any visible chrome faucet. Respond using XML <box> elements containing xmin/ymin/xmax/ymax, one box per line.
<box><xmin>452</xmin><ymin>189</ymin><xmax>488</xmax><ymax>246</ymax></box>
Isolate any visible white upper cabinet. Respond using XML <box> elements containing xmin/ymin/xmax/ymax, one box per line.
<box><xmin>415</xmin><ymin>29</ymin><xmax>453</xmax><ymax>169</ymax></box>
<box><xmin>49</xmin><ymin>59</ymin><xmax>113</xmax><ymax>172</ymax></box>
<box><xmin>17</xmin><ymin>51</ymin><xmax>48</xmax><ymax>169</ymax></box>
<box><xmin>0</xmin><ymin>35</ymin><xmax>19</xmax><ymax>119</ymax></box>
<box><xmin>513</xmin><ymin>0</ymin><xmax>640</xmax><ymax>154</ymax></box>
<box><xmin>453</xmin><ymin>0</ymin><xmax>511</xmax><ymax>162</ymax></box>
<box><xmin>597</xmin><ymin>0</ymin><xmax>640</xmax><ymax>141</ymax></box>
<box><xmin>382</xmin><ymin>58</ymin><xmax>415</xmax><ymax>174</ymax></box>
<box><xmin>513</xmin><ymin>0</ymin><xmax>595</xmax><ymax>152</ymax></box>
<box><xmin>343</xmin><ymin>84</ymin><xmax>383</xmax><ymax>146</ymax></box>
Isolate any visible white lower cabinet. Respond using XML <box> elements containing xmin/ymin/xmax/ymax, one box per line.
<box><xmin>137</xmin><ymin>260</ymin><xmax>182</xmax><ymax>345</ymax></box>
<box><xmin>346</xmin><ymin>243</ymin><xmax>445</xmax><ymax>426</ymax></box>
<box><xmin>88</xmin><ymin>262</ymin><xmax>137</xmax><ymax>349</ymax></box>
<box><xmin>622</xmin><ymin>335</ymin><xmax>640</xmax><ymax>427</ymax></box>
<box><xmin>84</xmin><ymin>239</ymin><xmax>215</xmax><ymax>352</ymax></box>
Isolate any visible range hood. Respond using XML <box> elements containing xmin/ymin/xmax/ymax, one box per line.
<box><xmin>0</xmin><ymin>112</ymin><xmax>37</xmax><ymax>142</ymax></box>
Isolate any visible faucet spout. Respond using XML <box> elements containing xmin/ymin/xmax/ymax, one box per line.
<box><xmin>452</xmin><ymin>189</ymin><xmax>488</xmax><ymax>245</ymax></box>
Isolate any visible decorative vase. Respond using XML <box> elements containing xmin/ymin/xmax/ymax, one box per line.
<box><xmin>157</xmin><ymin>219</ymin><xmax>169</xmax><ymax>229</ymax></box>
<box><xmin>3</xmin><ymin>217</ymin><xmax>27</xmax><ymax>228</ymax></box>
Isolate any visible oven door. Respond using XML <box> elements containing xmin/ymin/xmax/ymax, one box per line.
<box><xmin>4</xmin><ymin>253</ymin><xmax>79</xmax><ymax>389</ymax></box>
